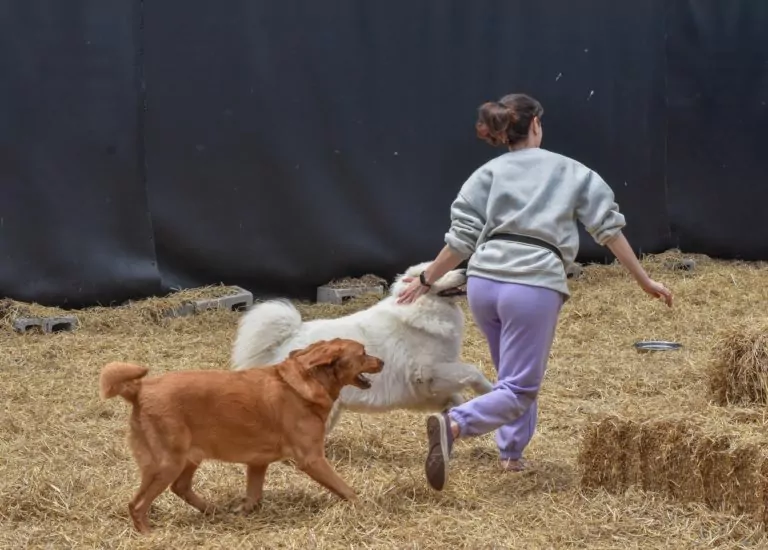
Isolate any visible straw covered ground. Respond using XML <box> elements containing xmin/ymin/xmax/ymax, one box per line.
<box><xmin>1</xmin><ymin>251</ymin><xmax>767</xmax><ymax>549</ymax></box>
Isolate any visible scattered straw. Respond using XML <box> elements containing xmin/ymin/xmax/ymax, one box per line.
<box><xmin>708</xmin><ymin>318</ymin><xmax>768</xmax><ymax>406</ymax></box>
<box><xmin>2</xmin><ymin>250</ymin><xmax>768</xmax><ymax>548</ymax></box>
<box><xmin>0</xmin><ymin>285</ymin><xmax>249</xmax><ymax>331</ymax></box>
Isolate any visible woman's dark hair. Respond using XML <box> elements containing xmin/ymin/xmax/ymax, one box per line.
<box><xmin>475</xmin><ymin>93</ymin><xmax>544</xmax><ymax>147</ymax></box>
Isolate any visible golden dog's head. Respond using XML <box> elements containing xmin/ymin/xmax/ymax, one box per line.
<box><xmin>280</xmin><ymin>338</ymin><xmax>384</xmax><ymax>407</ymax></box>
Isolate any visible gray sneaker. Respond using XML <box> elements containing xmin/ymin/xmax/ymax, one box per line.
<box><xmin>425</xmin><ymin>412</ymin><xmax>454</xmax><ymax>491</ymax></box>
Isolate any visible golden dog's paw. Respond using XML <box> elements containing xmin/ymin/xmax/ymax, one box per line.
<box><xmin>230</xmin><ymin>497</ymin><xmax>261</xmax><ymax>515</ymax></box>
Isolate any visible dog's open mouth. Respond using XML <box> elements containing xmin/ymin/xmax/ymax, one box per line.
<box><xmin>355</xmin><ymin>374</ymin><xmax>372</xmax><ymax>389</ymax></box>
<box><xmin>437</xmin><ymin>285</ymin><xmax>467</xmax><ymax>297</ymax></box>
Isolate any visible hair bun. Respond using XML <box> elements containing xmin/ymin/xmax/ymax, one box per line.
<box><xmin>497</xmin><ymin>101</ymin><xmax>519</xmax><ymax>124</ymax></box>
<box><xmin>475</xmin><ymin>120</ymin><xmax>507</xmax><ymax>146</ymax></box>
<box><xmin>475</xmin><ymin>94</ymin><xmax>543</xmax><ymax>148</ymax></box>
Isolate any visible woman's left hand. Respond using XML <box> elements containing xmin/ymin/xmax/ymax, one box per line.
<box><xmin>639</xmin><ymin>278</ymin><xmax>673</xmax><ymax>307</ymax></box>
<box><xmin>396</xmin><ymin>276</ymin><xmax>430</xmax><ymax>304</ymax></box>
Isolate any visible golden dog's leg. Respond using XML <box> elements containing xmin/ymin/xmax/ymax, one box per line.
<box><xmin>233</xmin><ymin>464</ymin><xmax>268</xmax><ymax>514</ymax></box>
<box><xmin>129</xmin><ymin>459</ymin><xmax>186</xmax><ymax>534</ymax></box>
<box><xmin>127</xmin><ymin>473</ymin><xmax>156</xmax><ymax>534</ymax></box>
<box><xmin>171</xmin><ymin>461</ymin><xmax>215</xmax><ymax>515</ymax></box>
<box><xmin>297</xmin><ymin>456</ymin><xmax>358</xmax><ymax>502</ymax></box>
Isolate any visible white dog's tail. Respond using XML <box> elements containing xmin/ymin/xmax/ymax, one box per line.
<box><xmin>231</xmin><ymin>299</ymin><xmax>302</xmax><ymax>370</ymax></box>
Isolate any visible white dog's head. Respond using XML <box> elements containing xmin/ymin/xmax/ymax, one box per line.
<box><xmin>388</xmin><ymin>261</ymin><xmax>468</xmax><ymax>301</ymax></box>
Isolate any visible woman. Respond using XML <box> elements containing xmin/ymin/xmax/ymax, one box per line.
<box><xmin>396</xmin><ymin>93</ymin><xmax>673</xmax><ymax>491</ymax></box>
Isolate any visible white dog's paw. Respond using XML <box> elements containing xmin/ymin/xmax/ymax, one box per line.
<box><xmin>444</xmin><ymin>393</ymin><xmax>465</xmax><ymax>409</ymax></box>
<box><xmin>474</xmin><ymin>377</ymin><xmax>495</xmax><ymax>394</ymax></box>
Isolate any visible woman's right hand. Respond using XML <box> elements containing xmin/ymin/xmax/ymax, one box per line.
<box><xmin>639</xmin><ymin>278</ymin><xmax>673</xmax><ymax>307</ymax></box>
<box><xmin>396</xmin><ymin>277</ymin><xmax>430</xmax><ymax>304</ymax></box>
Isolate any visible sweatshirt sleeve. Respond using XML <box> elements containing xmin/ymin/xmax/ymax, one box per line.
<box><xmin>575</xmin><ymin>168</ymin><xmax>626</xmax><ymax>246</ymax></box>
<box><xmin>444</xmin><ymin>167</ymin><xmax>491</xmax><ymax>259</ymax></box>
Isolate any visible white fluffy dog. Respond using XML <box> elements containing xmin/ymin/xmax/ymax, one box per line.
<box><xmin>231</xmin><ymin>262</ymin><xmax>495</xmax><ymax>433</ymax></box>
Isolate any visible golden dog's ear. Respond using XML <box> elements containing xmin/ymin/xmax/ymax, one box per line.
<box><xmin>276</xmin><ymin>358</ymin><xmax>333</xmax><ymax>408</ymax></box>
<box><xmin>276</xmin><ymin>340</ymin><xmax>351</xmax><ymax>408</ymax></box>
<box><xmin>287</xmin><ymin>339</ymin><xmax>349</xmax><ymax>370</ymax></box>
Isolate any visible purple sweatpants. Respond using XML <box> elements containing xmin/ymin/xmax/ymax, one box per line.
<box><xmin>449</xmin><ymin>276</ymin><xmax>563</xmax><ymax>460</ymax></box>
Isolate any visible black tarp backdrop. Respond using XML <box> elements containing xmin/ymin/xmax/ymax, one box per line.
<box><xmin>0</xmin><ymin>0</ymin><xmax>765</xmax><ymax>307</ymax></box>
<box><xmin>665</xmin><ymin>0</ymin><xmax>768</xmax><ymax>259</ymax></box>
<box><xmin>0</xmin><ymin>1</ymin><xmax>162</xmax><ymax>307</ymax></box>
<box><xmin>143</xmin><ymin>0</ymin><xmax>669</xmax><ymax>295</ymax></box>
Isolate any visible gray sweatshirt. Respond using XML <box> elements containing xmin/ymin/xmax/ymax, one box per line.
<box><xmin>444</xmin><ymin>147</ymin><xmax>626</xmax><ymax>299</ymax></box>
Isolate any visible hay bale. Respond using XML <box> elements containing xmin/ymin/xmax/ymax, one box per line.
<box><xmin>578</xmin><ymin>416</ymin><xmax>642</xmax><ymax>493</ymax></box>
<box><xmin>708</xmin><ymin>318</ymin><xmax>768</xmax><ymax>406</ymax></box>
<box><xmin>578</xmin><ymin>415</ymin><xmax>768</xmax><ymax>523</ymax></box>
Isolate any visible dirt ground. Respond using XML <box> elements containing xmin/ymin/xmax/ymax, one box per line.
<box><xmin>1</xmin><ymin>252</ymin><xmax>767</xmax><ymax>549</ymax></box>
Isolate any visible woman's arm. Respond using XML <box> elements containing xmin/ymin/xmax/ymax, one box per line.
<box><xmin>605</xmin><ymin>232</ymin><xmax>650</xmax><ymax>286</ymax></box>
<box><xmin>397</xmin><ymin>169</ymin><xmax>491</xmax><ymax>305</ymax></box>
<box><xmin>605</xmin><ymin>232</ymin><xmax>673</xmax><ymax>307</ymax></box>
<box><xmin>575</xmin><ymin>168</ymin><xmax>673</xmax><ymax>307</ymax></box>
<box><xmin>422</xmin><ymin>245</ymin><xmax>466</xmax><ymax>285</ymax></box>
<box><xmin>395</xmin><ymin>245</ymin><xmax>465</xmax><ymax>304</ymax></box>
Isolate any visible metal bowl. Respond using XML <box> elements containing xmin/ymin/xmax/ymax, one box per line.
<box><xmin>633</xmin><ymin>341</ymin><xmax>682</xmax><ymax>353</ymax></box>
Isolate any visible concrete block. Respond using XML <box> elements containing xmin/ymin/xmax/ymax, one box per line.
<box><xmin>43</xmin><ymin>316</ymin><xmax>78</xmax><ymax>333</ymax></box>
<box><xmin>664</xmin><ymin>258</ymin><xmax>696</xmax><ymax>272</ymax></box>
<box><xmin>12</xmin><ymin>317</ymin><xmax>44</xmax><ymax>334</ymax></box>
<box><xmin>316</xmin><ymin>285</ymin><xmax>385</xmax><ymax>305</ymax></box>
<box><xmin>566</xmin><ymin>263</ymin><xmax>584</xmax><ymax>280</ymax></box>
<box><xmin>194</xmin><ymin>286</ymin><xmax>253</xmax><ymax>313</ymax></box>
<box><xmin>162</xmin><ymin>302</ymin><xmax>196</xmax><ymax>319</ymax></box>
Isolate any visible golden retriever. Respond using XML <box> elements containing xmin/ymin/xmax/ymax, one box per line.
<box><xmin>99</xmin><ymin>338</ymin><xmax>384</xmax><ymax>534</ymax></box>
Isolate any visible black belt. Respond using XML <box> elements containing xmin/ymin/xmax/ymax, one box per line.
<box><xmin>486</xmin><ymin>233</ymin><xmax>564</xmax><ymax>263</ymax></box>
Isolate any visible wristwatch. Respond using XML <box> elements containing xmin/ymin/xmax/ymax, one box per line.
<box><xmin>419</xmin><ymin>271</ymin><xmax>431</xmax><ymax>287</ymax></box>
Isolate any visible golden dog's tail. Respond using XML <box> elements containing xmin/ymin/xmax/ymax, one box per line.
<box><xmin>99</xmin><ymin>362</ymin><xmax>149</xmax><ymax>402</ymax></box>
